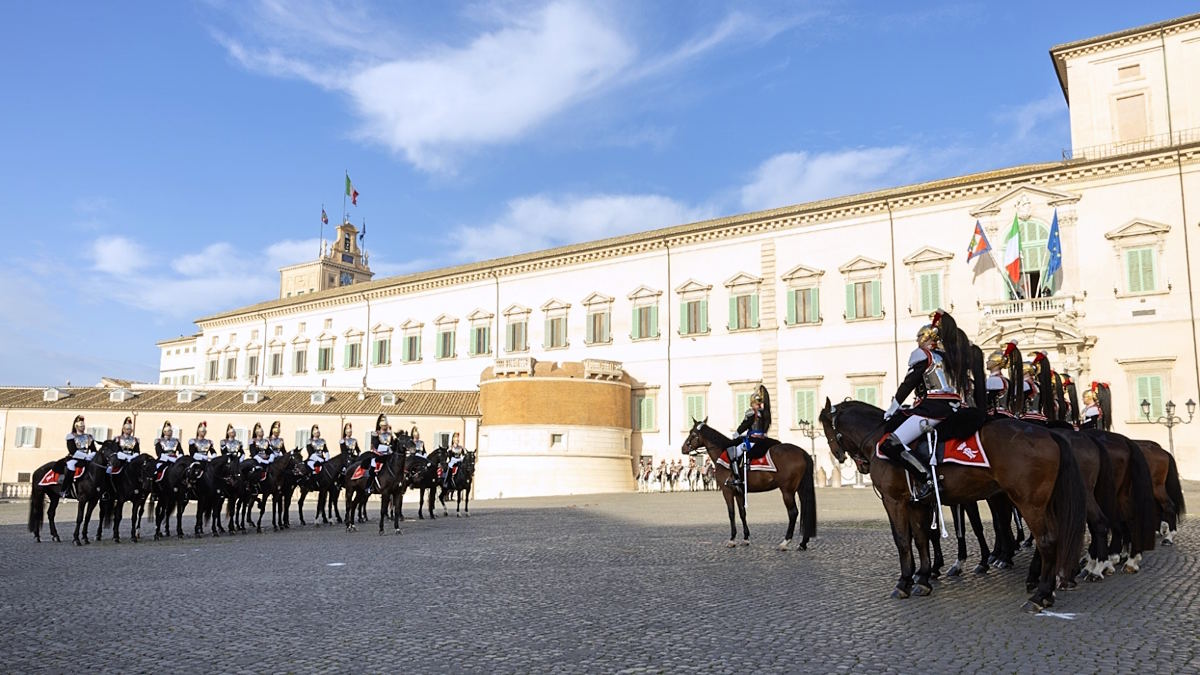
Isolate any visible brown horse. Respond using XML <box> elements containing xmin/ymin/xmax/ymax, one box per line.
<box><xmin>819</xmin><ymin>399</ymin><xmax>1086</xmax><ymax>612</ymax></box>
<box><xmin>680</xmin><ymin>419</ymin><xmax>816</xmax><ymax>551</ymax></box>
<box><xmin>1081</xmin><ymin>429</ymin><xmax>1158</xmax><ymax>572</ymax></box>
<box><xmin>1135</xmin><ymin>439</ymin><xmax>1186</xmax><ymax>546</ymax></box>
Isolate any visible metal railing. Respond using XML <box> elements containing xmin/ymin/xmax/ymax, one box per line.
<box><xmin>2</xmin><ymin>483</ymin><xmax>32</xmax><ymax>499</ymax></box>
<box><xmin>1063</xmin><ymin>127</ymin><xmax>1200</xmax><ymax>161</ymax></box>
<box><xmin>980</xmin><ymin>294</ymin><xmax>1080</xmax><ymax>318</ymax></box>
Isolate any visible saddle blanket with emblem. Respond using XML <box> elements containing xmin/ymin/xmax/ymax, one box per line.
<box><xmin>875</xmin><ymin>432</ymin><xmax>990</xmax><ymax>468</ymax></box>
<box><xmin>715</xmin><ymin>449</ymin><xmax>777</xmax><ymax>472</ymax></box>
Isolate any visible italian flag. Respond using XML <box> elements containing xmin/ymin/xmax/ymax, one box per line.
<box><xmin>1003</xmin><ymin>214</ymin><xmax>1022</xmax><ymax>285</ymax></box>
<box><xmin>345</xmin><ymin>174</ymin><xmax>359</xmax><ymax>206</ymax></box>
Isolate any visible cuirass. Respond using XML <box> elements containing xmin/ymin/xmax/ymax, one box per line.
<box><xmin>378</xmin><ymin>432</ymin><xmax>392</xmax><ymax>445</ymax></box>
<box><xmin>194</xmin><ymin>439</ymin><xmax>213</xmax><ymax>453</ymax></box>
<box><xmin>73</xmin><ymin>432</ymin><xmax>92</xmax><ymax>447</ymax></box>
<box><xmin>119</xmin><ymin>436</ymin><xmax>138</xmax><ymax>450</ymax></box>
<box><xmin>268</xmin><ymin>437</ymin><xmax>284</xmax><ymax>450</ymax></box>
<box><xmin>311</xmin><ymin>438</ymin><xmax>326</xmax><ymax>451</ymax></box>
<box><xmin>161</xmin><ymin>438</ymin><xmax>179</xmax><ymax>453</ymax></box>
<box><xmin>922</xmin><ymin>351</ymin><xmax>953</xmax><ymax>393</ymax></box>
<box><xmin>222</xmin><ymin>439</ymin><xmax>243</xmax><ymax>453</ymax></box>
<box><xmin>343</xmin><ymin>438</ymin><xmax>358</xmax><ymax>451</ymax></box>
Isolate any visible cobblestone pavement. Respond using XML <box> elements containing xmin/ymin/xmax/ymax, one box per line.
<box><xmin>1</xmin><ymin>484</ymin><xmax>1198</xmax><ymax>674</ymax></box>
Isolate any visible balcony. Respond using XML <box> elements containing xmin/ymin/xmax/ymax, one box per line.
<box><xmin>980</xmin><ymin>294</ymin><xmax>1081</xmax><ymax>320</ymax></box>
<box><xmin>976</xmin><ymin>293</ymin><xmax>1095</xmax><ymax>374</ymax></box>
<box><xmin>1063</xmin><ymin>127</ymin><xmax>1200</xmax><ymax>162</ymax></box>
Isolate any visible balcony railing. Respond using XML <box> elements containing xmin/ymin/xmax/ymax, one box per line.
<box><xmin>980</xmin><ymin>294</ymin><xmax>1081</xmax><ymax>319</ymax></box>
<box><xmin>1063</xmin><ymin>127</ymin><xmax>1200</xmax><ymax>162</ymax></box>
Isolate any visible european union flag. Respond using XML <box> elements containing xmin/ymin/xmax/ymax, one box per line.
<box><xmin>1043</xmin><ymin>209</ymin><xmax>1062</xmax><ymax>289</ymax></box>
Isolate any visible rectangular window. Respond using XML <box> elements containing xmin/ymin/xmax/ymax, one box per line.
<box><xmin>679</xmin><ymin>299</ymin><xmax>709</xmax><ymax>335</ymax></box>
<box><xmin>728</xmin><ymin>293</ymin><xmax>760</xmax><ymax>330</ymax></box>
<box><xmin>918</xmin><ymin>272</ymin><xmax>942</xmax><ymax>313</ymax></box>
<box><xmin>402</xmin><ymin>335</ymin><xmax>422</xmax><ymax>363</ymax></box>
<box><xmin>632</xmin><ymin>394</ymin><xmax>656</xmax><ymax>431</ymax></box>
<box><xmin>1125</xmin><ymin>247</ymin><xmax>1157</xmax><ymax>293</ymax></box>
<box><xmin>786</xmin><ymin>287</ymin><xmax>820</xmax><ymax>325</ymax></box>
<box><xmin>685</xmin><ymin>393</ymin><xmax>706</xmax><ymax>423</ymax></box>
<box><xmin>1118</xmin><ymin>63</ymin><xmax>1141</xmax><ymax>80</ymax></box>
<box><xmin>161</xmin><ymin>376</ymin><xmax>169</xmax><ymax>385</ymax></box>
<box><xmin>293</xmin><ymin>349</ymin><xmax>308</xmax><ymax>374</ymax></box>
<box><xmin>470</xmin><ymin>325</ymin><xmax>491</xmax><ymax>356</ymax></box>
<box><xmin>1116</xmin><ymin>93</ymin><xmax>1148</xmax><ymax>142</ymax></box>
<box><xmin>225</xmin><ymin>357</ymin><xmax>237</xmax><ymax>380</ymax></box>
<box><xmin>550</xmin><ymin>433</ymin><xmax>565</xmax><ymax>448</ymax></box>
<box><xmin>207</xmin><ymin>359</ymin><xmax>219</xmax><ymax>381</ymax></box>
<box><xmin>436</xmin><ymin>432</ymin><xmax>452</xmax><ymax>449</ymax></box>
<box><xmin>85</xmin><ymin>426</ymin><xmax>109</xmax><ymax>442</ymax></box>
<box><xmin>344</xmin><ymin>342</ymin><xmax>362</xmax><ymax>368</ymax></box>
<box><xmin>734</xmin><ymin>391</ymin><xmax>752</xmax><ymax>424</ymax></box>
<box><xmin>246</xmin><ymin>354</ymin><xmax>259</xmax><ymax>381</ymax></box>
<box><xmin>372</xmin><ymin>338</ymin><xmax>392</xmax><ymax>365</ymax></box>
<box><xmin>16</xmin><ymin>425</ymin><xmax>39</xmax><ymax>448</ymax></box>
<box><xmin>269</xmin><ymin>351</ymin><xmax>283</xmax><ymax>377</ymax></box>
<box><xmin>586</xmin><ymin>311</ymin><xmax>611</xmax><ymax>344</ymax></box>
<box><xmin>1136</xmin><ymin>374</ymin><xmax>1165</xmax><ymax>419</ymax></box>
<box><xmin>294</xmin><ymin>429</ymin><xmax>310</xmax><ymax>449</ymax></box>
<box><xmin>545</xmin><ymin>316</ymin><xmax>567</xmax><ymax>349</ymax></box>
<box><xmin>506</xmin><ymin>321</ymin><xmax>527</xmax><ymax>353</ymax></box>
<box><xmin>435</xmin><ymin>330</ymin><xmax>455</xmax><ymax>359</ymax></box>
<box><xmin>632</xmin><ymin>305</ymin><xmax>660</xmax><ymax>339</ymax></box>
<box><xmin>234</xmin><ymin>428</ymin><xmax>248</xmax><ymax>446</ymax></box>
<box><xmin>317</xmin><ymin>345</ymin><xmax>333</xmax><ymax>372</ymax></box>
<box><xmin>854</xmin><ymin>386</ymin><xmax>879</xmax><ymax>406</ymax></box>
<box><xmin>794</xmin><ymin>388</ymin><xmax>817</xmax><ymax>427</ymax></box>
<box><xmin>845</xmin><ymin>280</ymin><xmax>882</xmax><ymax>319</ymax></box>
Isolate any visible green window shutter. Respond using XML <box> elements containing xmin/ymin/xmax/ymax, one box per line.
<box><xmin>435</xmin><ymin>334</ymin><xmax>443</xmax><ymax>359</ymax></box>
<box><xmin>728</xmin><ymin>296</ymin><xmax>737</xmax><ymax>330</ymax></box>
<box><xmin>448</xmin><ymin>332</ymin><xmax>455</xmax><ymax>358</ymax></box>
<box><xmin>631</xmin><ymin>307</ymin><xmax>641</xmax><ymax>338</ymax></box>
<box><xmin>679</xmin><ymin>302</ymin><xmax>688</xmax><ymax>334</ymax></box>
<box><xmin>786</xmin><ymin>289</ymin><xmax>797</xmax><ymax>325</ymax></box>
<box><xmin>699</xmin><ymin>299</ymin><xmax>708</xmax><ymax>333</ymax></box>
<box><xmin>586</xmin><ymin>314</ymin><xmax>595</xmax><ymax>343</ymax></box>
<box><xmin>415</xmin><ymin>336</ymin><xmax>421</xmax><ymax>360</ymax></box>
<box><xmin>686</xmin><ymin>394</ymin><xmax>705</xmax><ymax>422</ymax></box>
<box><xmin>602</xmin><ymin>312</ymin><xmax>610</xmax><ymax>342</ymax></box>
<box><xmin>343</xmin><ymin>345</ymin><xmax>350</xmax><ymax>368</ymax></box>
<box><xmin>644</xmin><ymin>397</ymin><xmax>655</xmax><ymax>431</ymax></box>
<box><xmin>735</xmin><ymin>392</ymin><xmax>751</xmax><ymax>424</ymax></box>
<box><xmin>401</xmin><ymin>338</ymin><xmax>410</xmax><ymax>362</ymax></box>
<box><xmin>1137</xmin><ymin>375</ymin><xmax>1164</xmax><ymax>418</ymax></box>
<box><xmin>649</xmin><ymin>305</ymin><xmax>659</xmax><ymax>337</ymax></box>
<box><xmin>1138</xmin><ymin>248</ymin><xmax>1156</xmax><ymax>292</ymax></box>
<box><xmin>845</xmin><ymin>283</ymin><xmax>857</xmax><ymax>319</ymax></box>
<box><xmin>870</xmin><ymin>279</ymin><xmax>882</xmax><ymax>317</ymax></box>
<box><xmin>795</xmin><ymin>389</ymin><xmax>815</xmax><ymax>426</ymax></box>
<box><xmin>750</xmin><ymin>294</ymin><xmax>760</xmax><ymax>328</ymax></box>
<box><xmin>807</xmin><ymin>288</ymin><xmax>820</xmax><ymax>323</ymax></box>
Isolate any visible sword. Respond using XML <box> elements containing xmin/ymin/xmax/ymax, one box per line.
<box><xmin>926</xmin><ymin>427</ymin><xmax>949</xmax><ymax>539</ymax></box>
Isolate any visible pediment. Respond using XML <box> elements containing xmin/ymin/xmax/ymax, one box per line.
<box><xmin>723</xmin><ymin>272</ymin><xmax>763</xmax><ymax>288</ymax></box>
<box><xmin>969</xmin><ymin>183</ymin><xmax>1081</xmax><ymax>218</ymax></box>
<box><xmin>838</xmin><ymin>256</ymin><xmax>886</xmax><ymax>274</ymax></box>
<box><xmin>674</xmin><ymin>278</ymin><xmax>713</xmax><ymax>294</ymax></box>
<box><xmin>581</xmin><ymin>292</ymin><xmax>614</xmax><ymax>306</ymax></box>
<box><xmin>540</xmin><ymin>298</ymin><xmax>571</xmax><ymax>311</ymax></box>
<box><xmin>342</xmin><ymin>327</ymin><xmax>364</xmax><ymax>338</ymax></box>
<box><xmin>903</xmin><ymin>246</ymin><xmax>954</xmax><ymax>266</ymax></box>
<box><xmin>434</xmin><ymin>314</ymin><xmax>458</xmax><ymax>325</ymax></box>
<box><xmin>400</xmin><ymin>318</ymin><xmax>424</xmax><ymax>330</ymax></box>
<box><xmin>627</xmin><ymin>285</ymin><xmax>662</xmax><ymax>300</ymax></box>
<box><xmin>267</xmin><ymin>338</ymin><xmax>285</xmax><ymax>348</ymax></box>
<box><xmin>467</xmin><ymin>308</ymin><xmax>495</xmax><ymax>321</ymax></box>
<box><xmin>503</xmin><ymin>304</ymin><xmax>531</xmax><ymax>317</ymax></box>
<box><xmin>290</xmin><ymin>334</ymin><xmax>310</xmax><ymax>345</ymax></box>
<box><xmin>371</xmin><ymin>322</ymin><xmax>392</xmax><ymax>333</ymax></box>
<box><xmin>316</xmin><ymin>331</ymin><xmax>336</xmax><ymax>341</ymax></box>
<box><xmin>1104</xmin><ymin>219</ymin><xmax>1171</xmax><ymax>241</ymax></box>
<box><xmin>781</xmin><ymin>264</ymin><xmax>824</xmax><ymax>281</ymax></box>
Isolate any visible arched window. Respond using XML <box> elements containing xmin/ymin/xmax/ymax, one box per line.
<box><xmin>1013</xmin><ymin>218</ymin><xmax>1050</xmax><ymax>298</ymax></box>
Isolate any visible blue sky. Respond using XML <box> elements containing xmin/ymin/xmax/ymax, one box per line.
<box><xmin>0</xmin><ymin>1</ymin><xmax>1193</xmax><ymax>386</ymax></box>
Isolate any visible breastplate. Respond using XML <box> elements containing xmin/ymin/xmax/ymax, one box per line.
<box><xmin>73</xmin><ymin>432</ymin><xmax>92</xmax><ymax>448</ymax></box>
<box><xmin>161</xmin><ymin>438</ymin><xmax>179</xmax><ymax>454</ymax></box>
<box><xmin>119</xmin><ymin>436</ymin><xmax>138</xmax><ymax>450</ymax></box>
<box><xmin>268</xmin><ymin>437</ymin><xmax>284</xmax><ymax>452</ymax></box>
<box><xmin>378</xmin><ymin>433</ymin><xmax>392</xmax><ymax>447</ymax></box>
<box><xmin>343</xmin><ymin>438</ymin><xmax>358</xmax><ymax>451</ymax></box>
<box><xmin>222</xmin><ymin>439</ymin><xmax>243</xmax><ymax>453</ymax></box>
<box><xmin>194</xmin><ymin>439</ymin><xmax>213</xmax><ymax>454</ymax></box>
<box><xmin>252</xmin><ymin>439</ymin><xmax>269</xmax><ymax>452</ymax></box>
<box><xmin>311</xmin><ymin>438</ymin><xmax>326</xmax><ymax>451</ymax></box>
<box><xmin>922</xmin><ymin>351</ymin><xmax>953</xmax><ymax>394</ymax></box>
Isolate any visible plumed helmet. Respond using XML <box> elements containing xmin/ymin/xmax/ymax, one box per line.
<box><xmin>122</xmin><ymin>416</ymin><xmax>134</xmax><ymax>432</ymax></box>
<box><xmin>1083</xmin><ymin>389</ymin><xmax>1097</xmax><ymax>404</ymax></box>
<box><xmin>929</xmin><ymin>309</ymin><xmax>945</xmax><ymax>327</ymax></box>
<box><xmin>161</xmin><ymin>420</ymin><xmax>172</xmax><ymax>436</ymax></box>
<box><xmin>269</xmin><ymin>420</ymin><xmax>281</xmax><ymax>435</ymax></box>
<box><xmin>1023</xmin><ymin>362</ymin><xmax>1036</xmax><ymax>377</ymax></box>
<box><xmin>916</xmin><ymin>324</ymin><xmax>938</xmax><ymax>344</ymax></box>
<box><xmin>197</xmin><ymin>421</ymin><xmax>207</xmax><ymax>435</ymax></box>
<box><xmin>986</xmin><ymin>350</ymin><xmax>1006</xmax><ymax>370</ymax></box>
<box><xmin>376</xmin><ymin>414</ymin><xmax>388</xmax><ymax>432</ymax></box>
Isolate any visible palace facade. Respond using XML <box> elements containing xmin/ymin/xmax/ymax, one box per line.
<box><xmin>5</xmin><ymin>14</ymin><xmax>1200</xmax><ymax>494</ymax></box>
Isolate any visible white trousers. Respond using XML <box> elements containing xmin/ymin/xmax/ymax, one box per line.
<box><xmin>893</xmin><ymin>414</ymin><xmax>940</xmax><ymax>447</ymax></box>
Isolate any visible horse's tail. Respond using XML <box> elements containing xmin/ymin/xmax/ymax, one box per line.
<box><xmin>100</xmin><ymin>498</ymin><xmax>113</xmax><ymax>530</ymax></box>
<box><xmin>1166</xmin><ymin>449</ymin><xmax>1186</xmax><ymax>519</ymax></box>
<box><xmin>799</xmin><ymin>449</ymin><xmax>817</xmax><ymax>541</ymax></box>
<box><xmin>1046</xmin><ymin>432</ymin><xmax>1087</xmax><ymax>580</ymax></box>
<box><xmin>28</xmin><ymin>483</ymin><xmax>44</xmax><ymax>535</ymax></box>
<box><xmin>1091</xmin><ymin>435</ymin><xmax>1118</xmax><ymax>527</ymax></box>
<box><xmin>1124</xmin><ymin>437</ymin><xmax>1158</xmax><ymax>552</ymax></box>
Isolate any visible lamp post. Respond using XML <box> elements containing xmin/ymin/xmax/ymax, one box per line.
<box><xmin>1141</xmin><ymin>398</ymin><xmax>1196</xmax><ymax>455</ymax></box>
<box><xmin>797</xmin><ymin>420</ymin><xmax>826</xmax><ymax>486</ymax></box>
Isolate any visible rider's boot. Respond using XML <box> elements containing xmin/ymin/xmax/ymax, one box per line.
<box><xmin>898</xmin><ymin>448</ymin><xmax>935</xmax><ymax>501</ymax></box>
<box><xmin>724</xmin><ymin>455</ymin><xmax>743</xmax><ymax>489</ymax></box>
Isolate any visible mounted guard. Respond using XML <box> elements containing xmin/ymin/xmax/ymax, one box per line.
<box><xmin>189</xmin><ymin>422</ymin><xmax>215</xmax><ymax>462</ymax></box>
<box><xmin>879</xmin><ymin>309</ymin><xmax>968</xmax><ymax>501</ymax></box>
<box><xmin>985</xmin><ymin>341</ymin><xmax>1022</xmax><ymax>417</ymax></box>
<box><xmin>111</xmin><ymin>416</ymin><xmax>140</xmax><ymax>469</ymax></box>
<box><xmin>442</xmin><ymin>432</ymin><xmax>466</xmax><ymax>491</ymax></box>
<box><xmin>154</xmin><ymin>421</ymin><xmax>182</xmax><ymax>479</ymax></box>
<box><xmin>724</xmin><ymin>384</ymin><xmax>772</xmax><ymax>489</ymax></box>
<box><xmin>221</xmin><ymin>423</ymin><xmax>244</xmax><ymax>458</ymax></box>
<box><xmin>58</xmin><ymin>415</ymin><xmax>96</xmax><ymax>498</ymax></box>
<box><xmin>305</xmin><ymin>425</ymin><xmax>330</xmax><ymax>480</ymax></box>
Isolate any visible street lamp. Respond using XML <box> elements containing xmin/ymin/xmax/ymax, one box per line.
<box><xmin>797</xmin><ymin>419</ymin><xmax>861</xmax><ymax>487</ymax></box>
<box><xmin>1141</xmin><ymin>397</ymin><xmax>1196</xmax><ymax>455</ymax></box>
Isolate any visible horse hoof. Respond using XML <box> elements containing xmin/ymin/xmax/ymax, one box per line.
<box><xmin>1086</xmin><ymin>573</ymin><xmax>1103</xmax><ymax>583</ymax></box>
<box><xmin>1123</xmin><ymin>564</ymin><xmax>1139</xmax><ymax>574</ymax></box>
<box><xmin>1026</xmin><ymin>582</ymin><xmax>1037</xmax><ymax>593</ymax></box>
<box><xmin>776</xmin><ymin>540</ymin><xmax>791</xmax><ymax>552</ymax></box>
<box><xmin>464</xmin><ymin>512</ymin><xmax>470</xmax><ymax>518</ymax></box>
<box><xmin>74</xmin><ymin>540</ymin><xmax>82</xmax><ymax>547</ymax></box>
<box><xmin>725</xmin><ymin>540</ymin><xmax>737</xmax><ymax>548</ymax></box>
<box><xmin>456</xmin><ymin>514</ymin><xmax>461</xmax><ymax>518</ymax></box>
<box><xmin>1161</xmin><ymin>538</ymin><xmax>1174</xmax><ymax>547</ymax></box>
<box><xmin>890</xmin><ymin>588</ymin><xmax>910</xmax><ymax>600</ymax></box>
<box><xmin>946</xmin><ymin>565</ymin><xmax>963</xmax><ymax>578</ymax></box>
<box><xmin>394</xmin><ymin>528</ymin><xmax>401</xmax><ymax>534</ymax></box>
<box><xmin>796</xmin><ymin>542</ymin><xmax>807</xmax><ymax>551</ymax></box>
<box><xmin>972</xmin><ymin>564</ymin><xmax>989</xmax><ymax>575</ymax></box>
<box><xmin>995</xmin><ymin>561</ymin><xmax>1012</xmax><ymax>570</ymax></box>
<box><xmin>740</xmin><ymin>540</ymin><xmax>750</xmax><ymax>547</ymax></box>
<box><xmin>1058</xmin><ymin>580</ymin><xmax>1077</xmax><ymax>591</ymax></box>
<box><xmin>1021</xmin><ymin>600</ymin><xmax>1044</xmax><ymax>614</ymax></box>
<box><xmin>913</xmin><ymin>584</ymin><xmax>932</xmax><ymax>597</ymax></box>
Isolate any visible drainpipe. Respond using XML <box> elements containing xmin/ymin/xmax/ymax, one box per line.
<box><xmin>260</xmin><ymin>315</ymin><xmax>268</xmax><ymax>386</ymax></box>
<box><xmin>1160</xmin><ymin>29</ymin><xmax>1200</xmax><ymax>394</ymax></box>
<box><xmin>363</xmin><ymin>293</ymin><xmax>372</xmax><ymax>390</ymax></box>
<box><xmin>663</xmin><ymin>237</ymin><xmax>673</xmax><ymax>461</ymax></box>
<box><xmin>885</xmin><ymin>200</ymin><xmax>901</xmax><ymax>386</ymax></box>
<box><xmin>490</xmin><ymin>270</ymin><xmax>501</xmax><ymax>357</ymax></box>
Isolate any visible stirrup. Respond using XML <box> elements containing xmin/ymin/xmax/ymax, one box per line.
<box><xmin>911</xmin><ymin>480</ymin><xmax>935</xmax><ymax>502</ymax></box>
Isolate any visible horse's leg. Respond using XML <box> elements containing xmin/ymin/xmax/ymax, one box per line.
<box><xmin>378</xmin><ymin>492</ymin><xmax>388</xmax><ymax>535</ymax></box>
<box><xmin>74</xmin><ymin>499</ymin><xmax>85</xmax><ymax>546</ymax></box>
<box><xmin>965</xmin><ymin>502</ymin><xmax>990</xmax><ymax>574</ymax></box>
<box><xmin>112</xmin><ymin>499</ymin><xmax>123</xmax><ymax>543</ymax></box>
<box><xmin>176</xmin><ymin>498</ymin><xmax>186</xmax><ymax>538</ymax></box>
<box><xmin>777</xmin><ymin>488</ymin><xmax>798</xmax><ymax>551</ymax></box>
<box><xmin>912</xmin><ymin>507</ymin><xmax>935</xmax><ymax>596</ymax></box>
<box><xmin>930</xmin><ymin>527</ymin><xmax>944</xmax><ymax>580</ymax></box>
<box><xmin>195</xmin><ymin>497</ymin><xmax>205</xmax><ymax>536</ymax></box>
<box><xmin>736</xmin><ymin>491</ymin><xmax>750</xmax><ymax>545</ymax></box>
<box><xmin>1021</xmin><ymin>511</ymin><xmax>1057</xmax><ymax>612</ymax></box>
<box><xmin>427</xmin><ymin>486</ymin><xmax>437</xmax><ymax>520</ymax></box>
<box><xmin>332</xmin><ymin>487</ymin><xmax>343</xmax><ymax>524</ymax></box>
<box><xmin>722</xmin><ymin>488</ymin><xmax>738</xmax><ymax>547</ymax></box>
<box><xmin>48</xmin><ymin>493</ymin><xmax>62</xmax><ymax>542</ymax></box>
<box><xmin>883</xmin><ymin>499</ymin><xmax>916</xmax><ymax>598</ymax></box>
<box><xmin>392</xmin><ymin>489</ymin><xmax>402</xmax><ymax>533</ymax></box>
<box><xmin>298</xmin><ymin>488</ymin><xmax>308</xmax><ymax>526</ymax></box>
<box><xmin>946</xmin><ymin>505</ymin><xmax>966</xmax><ymax>577</ymax></box>
<box><xmin>82</xmin><ymin>498</ymin><xmax>97</xmax><ymax>544</ymax></box>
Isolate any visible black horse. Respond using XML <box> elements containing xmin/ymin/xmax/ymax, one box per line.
<box><xmin>228</xmin><ymin>459</ymin><xmax>268</xmax><ymax>533</ymax></box>
<box><xmin>98</xmin><ymin>445</ymin><xmax>154</xmax><ymax>543</ymax></box>
<box><xmin>402</xmin><ymin>449</ymin><xmax>444</xmax><ymax>521</ymax></box>
<box><xmin>189</xmin><ymin>456</ymin><xmax>235</xmax><ymax>537</ymax></box>
<box><xmin>153</xmin><ymin>457</ymin><xmax>195</xmax><ymax>540</ymax></box>
<box><xmin>438</xmin><ymin>451</ymin><xmax>476</xmax><ymax>517</ymax></box>
<box><xmin>296</xmin><ymin>450</ymin><xmax>352</xmax><ymax>526</ymax></box>
<box><xmin>342</xmin><ymin>450</ymin><xmax>407</xmax><ymax>534</ymax></box>
<box><xmin>255</xmin><ymin>453</ymin><xmax>299</xmax><ymax>533</ymax></box>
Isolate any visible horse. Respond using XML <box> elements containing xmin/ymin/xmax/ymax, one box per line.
<box><xmin>342</xmin><ymin>450</ymin><xmax>406</xmax><ymax>534</ymax></box>
<box><xmin>255</xmin><ymin>452</ymin><xmax>300</xmax><ymax>533</ymax></box>
<box><xmin>438</xmin><ymin>451</ymin><xmax>476</xmax><ymax>517</ymax></box>
<box><xmin>401</xmin><ymin>448</ymin><xmax>443</xmax><ymax>520</ymax></box>
<box><xmin>1135</xmin><ymin>439</ymin><xmax>1186</xmax><ymax>546</ymax></box>
<box><xmin>153</xmin><ymin>457</ymin><xmax>195</xmax><ymax>540</ymax></box>
<box><xmin>28</xmin><ymin>461</ymin><xmax>69</xmax><ymax>543</ymax></box>
<box><xmin>820</xmin><ymin>399</ymin><xmax>1086</xmax><ymax>612</ymax></box>
<box><xmin>296</xmin><ymin>450</ymin><xmax>350</xmax><ymax>526</ymax></box>
<box><xmin>1081</xmin><ymin>429</ymin><xmax>1158</xmax><ymax>573</ymax></box>
<box><xmin>702</xmin><ymin>462</ymin><xmax>716</xmax><ymax>491</ymax></box>
<box><xmin>98</xmin><ymin>447</ymin><xmax>155</xmax><ymax>543</ymax></box>
<box><xmin>228</xmin><ymin>459</ymin><xmax>267</xmax><ymax>533</ymax></box>
<box><xmin>188</xmin><ymin>455</ymin><xmax>235</xmax><ymax>538</ymax></box>
<box><xmin>687</xmin><ymin>463</ymin><xmax>702</xmax><ymax>492</ymax></box>
<box><xmin>681</xmin><ymin>418</ymin><xmax>816</xmax><ymax>551</ymax></box>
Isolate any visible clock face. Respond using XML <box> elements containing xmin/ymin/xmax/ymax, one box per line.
<box><xmin>340</xmin><ymin>272</ymin><xmax>353</xmax><ymax>286</ymax></box>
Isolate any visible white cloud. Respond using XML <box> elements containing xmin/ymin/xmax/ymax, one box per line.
<box><xmin>91</xmin><ymin>236</ymin><xmax>150</xmax><ymax>275</ymax></box>
<box><xmin>213</xmin><ymin>1</ymin><xmax>794</xmax><ymax>172</ymax></box>
<box><xmin>994</xmin><ymin>93</ymin><xmax>1065</xmax><ymax>142</ymax></box>
<box><xmin>738</xmin><ymin>147</ymin><xmax>913</xmax><ymax>212</ymax></box>
<box><xmin>450</xmin><ymin>193</ymin><xmax>713</xmax><ymax>262</ymax></box>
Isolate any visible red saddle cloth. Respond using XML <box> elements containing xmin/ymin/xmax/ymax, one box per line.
<box><xmin>715</xmin><ymin>449</ymin><xmax>776</xmax><ymax>472</ymax></box>
<box><xmin>875</xmin><ymin>433</ymin><xmax>990</xmax><ymax>468</ymax></box>
<box><xmin>313</xmin><ymin>464</ymin><xmax>322</xmax><ymax>475</ymax></box>
<box><xmin>39</xmin><ymin>470</ymin><xmax>61</xmax><ymax>487</ymax></box>
<box><xmin>155</xmin><ymin>467</ymin><xmax>169</xmax><ymax>482</ymax></box>
<box><xmin>350</xmin><ymin>466</ymin><xmax>367</xmax><ymax>481</ymax></box>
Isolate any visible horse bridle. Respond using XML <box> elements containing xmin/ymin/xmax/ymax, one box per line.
<box><xmin>827</xmin><ymin>404</ymin><xmax>873</xmax><ymax>475</ymax></box>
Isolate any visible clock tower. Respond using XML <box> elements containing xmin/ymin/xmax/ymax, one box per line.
<box><xmin>278</xmin><ymin>220</ymin><xmax>374</xmax><ymax>298</ymax></box>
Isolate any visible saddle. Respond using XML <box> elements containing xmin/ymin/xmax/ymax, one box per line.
<box><xmin>156</xmin><ymin>467</ymin><xmax>168</xmax><ymax>482</ymax></box>
<box><xmin>715</xmin><ymin>449</ymin><xmax>777</xmax><ymax>473</ymax></box>
<box><xmin>349</xmin><ymin>465</ymin><xmax>367</xmax><ymax>481</ymax></box>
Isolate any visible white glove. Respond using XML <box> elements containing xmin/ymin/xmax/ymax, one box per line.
<box><xmin>884</xmin><ymin>398</ymin><xmax>901</xmax><ymax>420</ymax></box>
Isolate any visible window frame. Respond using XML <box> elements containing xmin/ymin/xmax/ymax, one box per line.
<box><xmin>631</xmin><ymin>389</ymin><xmax>658</xmax><ymax>433</ymax></box>
<box><xmin>628</xmin><ymin>286</ymin><xmax>663</xmax><ymax>341</ymax></box>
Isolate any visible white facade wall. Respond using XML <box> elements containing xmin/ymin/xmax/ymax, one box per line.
<box><xmin>476</xmin><ymin>424</ymin><xmax>633</xmax><ymax>499</ymax></box>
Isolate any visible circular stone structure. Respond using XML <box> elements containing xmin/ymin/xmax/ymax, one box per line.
<box><xmin>475</xmin><ymin>358</ymin><xmax>634</xmax><ymax>499</ymax></box>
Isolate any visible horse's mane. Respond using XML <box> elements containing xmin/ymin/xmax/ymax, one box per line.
<box><xmin>698</xmin><ymin>423</ymin><xmax>733</xmax><ymax>447</ymax></box>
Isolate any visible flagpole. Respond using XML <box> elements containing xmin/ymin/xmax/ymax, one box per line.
<box><xmin>972</xmin><ymin>222</ymin><xmax>1023</xmax><ymax>300</ymax></box>
<box><xmin>343</xmin><ymin>170</ymin><xmax>348</xmax><ymax>224</ymax></box>
<box><xmin>319</xmin><ymin>203</ymin><xmax>325</xmax><ymax>257</ymax></box>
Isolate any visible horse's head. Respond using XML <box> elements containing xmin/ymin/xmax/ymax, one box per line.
<box><xmin>681</xmin><ymin>417</ymin><xmax>709</xmax><ymax>455</ymax></box>
<box><xmin>819</xmin><ymin>398</ymin><xmax>876</xmax><ymax>475</ymax></box>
